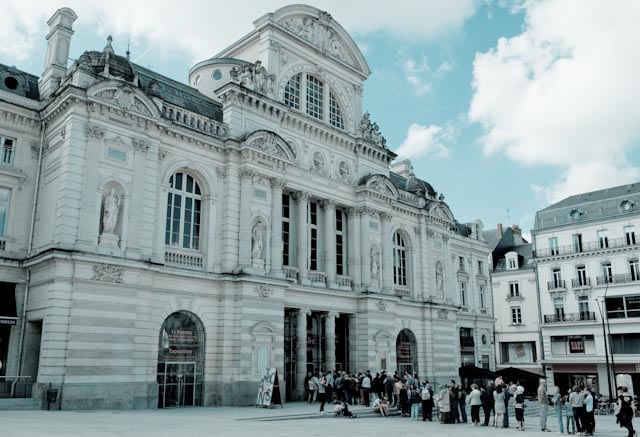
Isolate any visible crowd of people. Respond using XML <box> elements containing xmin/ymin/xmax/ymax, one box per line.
<box><xmin>303</xmin><ymin>370</ymin><xmax>637</xmax><ymax>436</ymax></box>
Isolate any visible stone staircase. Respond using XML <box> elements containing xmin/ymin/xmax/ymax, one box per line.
<box><xmin>0</xmin><ymin>397</ymin><xmax>41</xmax><ymax>410</ymax></box>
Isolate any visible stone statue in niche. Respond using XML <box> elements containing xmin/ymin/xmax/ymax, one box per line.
<box><xmin>102</xmin><ymin>188</ymin><xmax>120</xmax><ymax>234</ymax></box>
<box><xmin>251</xmin><ymin>224</ymin><xmax>263</xmax><ymax>260</ymax></box>
<box><xmin>370</xmin><ymin>246</ymin><xmax>380</xmax><ymax>281</ymax></box>
<box><xmin>436</xmin><ymin>261</ymin><xmax>444</xmax><ymax>292</ymax></box>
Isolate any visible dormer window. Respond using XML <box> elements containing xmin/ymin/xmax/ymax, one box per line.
<box><xmin>506</xmin><ymin>251</ymin><xmax>518</xmax><ymax>270</ymax></box>
<box><xmin>283</xmin><ymin>73</ymin><xmax>345</xmax><ymax>129</ymax></box>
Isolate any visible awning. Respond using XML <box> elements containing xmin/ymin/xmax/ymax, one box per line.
<box><xmin>459</xmin><ymin>365</ymin><xmax>497</xmax><ymax>380</ymax></box>
<box><xmin>496</xmin><ymin>366</ymin><xmax>543</xmax><ymax>381</ymax></box>
<box><xmin>0</xmin><ymin>282</ymin><xmax>17</xmax><ymax>325</ymax></box>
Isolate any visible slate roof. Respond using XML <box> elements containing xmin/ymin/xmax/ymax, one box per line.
<box><xmin>487</xmin><ymin>226</ymin><xmax>531</xmax><ymax>271</ymax></box>
<box><xmin>133</xmin><ymin>64</ymin><xmax>223</xmax><ymax>122</ymax></box>
<box><xmin>493</xmin><ymin>242</ymin><xmax>534</xmax><ymax>272</ymax></box>
<box><xmin>0</xmin><ymin>63</ymin><xmax>40</xmax><ymax>101</ymax></box>
<box><xmin>534</xmin><ymin>182</ymin><xmax>640</xmax><ymax>231</ymax></box>
<box><xmin>388</xmin><ymin>171</ymin><xmax>437</xmax><ymax>197</ymax></box>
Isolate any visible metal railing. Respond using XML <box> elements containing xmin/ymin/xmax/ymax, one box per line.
<box><xmin>571</xmin><ymin>277</ymin><xmax>591</xmax><ymax>288</ymax></box>
<box><xmin>596</xmin><ymin>273</ymin><xmax>640</xmax><ymax>286</ymax></box>
<box><xmin>460</xmin><ymin>337</ymin><xmax>475</xmax><ymax>348</ymax></box>
<box><xmin>543</xmin><ymin>311</ymin><xmax>596</xmax><ymax>324</ymax></box>
<box><xmin>0</xmin><ymin>376</ymin><xmax>32</xmax><ymax>398</ymax></box>
<box><xmin>535</xmin><ymin>237</ymin><xmax>639</xmax><ymax>258</ymax></box>
<box><xmin>547</xmin><ymin>279</ymin><xmax>566</xmax><ymax>291</ymax></box>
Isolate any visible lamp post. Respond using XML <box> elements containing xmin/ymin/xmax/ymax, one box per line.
<box><xmin>595</xmin><ymin>298</ymin><xmax>613</xmax><ymax>401</ymax></box>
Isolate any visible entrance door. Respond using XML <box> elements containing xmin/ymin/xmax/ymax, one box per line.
<box><xmin>158</xmin><ymin>361</ymin><xmax>197</xmax><ymax>408</ymax></box>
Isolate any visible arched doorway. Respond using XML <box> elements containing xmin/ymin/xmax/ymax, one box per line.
<box><xmin>396</xmin><ymin>328</ymin><xmax>418</xmax><ymax>376</ymax></box>
<box><xmin>157</xmin><ymin>311</ymin><xmax>204</xmax><ymax>408</ymax></box>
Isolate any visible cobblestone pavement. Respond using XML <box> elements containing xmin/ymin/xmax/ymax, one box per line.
<box><xmin>0</xmin><ymin>402</ymin><xmax>626</xmax><ymax>437</ymax></box>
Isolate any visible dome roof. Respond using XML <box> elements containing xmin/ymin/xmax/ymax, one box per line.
<box><xmin>406</xmin><ymin>175</ymin><xmax>436</xmax><ymax>197</ymax></box>
<box><xmin>77</xmin><ymin>37</ymin><xmax>136</xmax><ymax>83</ymax></box>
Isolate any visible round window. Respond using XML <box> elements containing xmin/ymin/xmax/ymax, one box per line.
<box><xmin>212</xmin><ymin>69</ymin><xmax>222</xmax><ymax>80</ymax></box>
<box><xmin>4</xmin><ymin>76</ymin><xmax>19</xmax><ymax>90</ymax></box>
<box><xmin>482</xmin><ymin>334</ymin><xmax>487</xmax><ymax>345</ymax></box>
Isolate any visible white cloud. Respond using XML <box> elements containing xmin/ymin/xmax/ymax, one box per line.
<box><xmin>0</xmin><ymin>0</ymin><xmax>477</xmax><ymax>65</ymax></box>
<box><xmin>395</xmin><ymin>123</ymin><xmax>455</xmax><ymax>159</ymax></box>
<box><xmin>403</xmin><ymin>56</ymin><xmax>453</xmax><ymax>94</ymax></box>
<box><xmin>469</xmin><ymin>0</ymin><xmax>640</xmax><ymax>203</ymax></box>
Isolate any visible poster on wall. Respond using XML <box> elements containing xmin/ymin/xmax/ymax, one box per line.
<box><xmin>507</xmin><ymin>342</ymin><xmax>533</xmax><ymax>364</ymax></box>
<box><xmin>256</xmin><ymin>368</ymin><xmax>283</xmax><ymax>408</ymax></box>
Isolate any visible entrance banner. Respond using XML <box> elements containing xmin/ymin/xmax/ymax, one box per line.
<box><xmin>0</xmin><ymin>317</ymin><xmax>17</xmax><ymax>325</ymax></box>
<box><xmin>256</xmin><ymin>368</ymin><xmax>283</xmax><ymax>408</ymax></box>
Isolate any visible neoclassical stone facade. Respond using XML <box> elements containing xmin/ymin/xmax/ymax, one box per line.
<box><xmin>0</xmin><ymin>5</ymin><xmax>494</xmax><ymax>409</ymax></box>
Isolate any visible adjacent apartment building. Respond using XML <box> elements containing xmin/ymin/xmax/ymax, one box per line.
<box><xmin>532</xmin><ymin>183</ymin><xmax>640</xmax><ymax>396</ymax></box>
<box><xmin>0</xmin><ymin>5</ymin><xmax>494</xmax><ymax>409</ymax></box>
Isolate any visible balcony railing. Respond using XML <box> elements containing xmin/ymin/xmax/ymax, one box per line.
<box><xmin>162</xmin><ymin>102</ymin><xmax>228</xmax><ymax>137</ymax></box>
<box><xmin>535</xmin><ymin>237</ymin><xmax>640</xmax><ymax>258</ymax></box>
<box><xmin>460</xmin><ymin>337</ymin><xmax>475</xmax><ymax>348</ymax></box>
<box><xmin>165</xmin><ymin>248</ymin><xmax>203</xmax><ymax>270</ymax></box>
<box><xmin>283</xmin><ymin>265</ymin><xmax>298</xmax><ymax>281</ymax></box>
<box><xmin>547</xmin><ymin>279</ymin><xmax>566</xmax><ymax>291</ymax></box>
<box><xmin>394</xmin><ymin>287</ymin><xmax>411</xmax><ymax>298</ymax></box>
<box><xmin>596</xmin><ymin>273</ymin><xmax>640</xmax><ymax>286</ymax></box>
<box><xmin>308</xmin><ymin>271</ymin><xmax>326</xmax><ymax>287</ymax></box>
<box><xmin>571</xmin><ymin>277</ymin><xmax>591</xmax><ymax>288</ymax></box>
<box><xmin>335</xmin><ymin>275</ymin><xmax>352</xmax><ymax>290</ymax></box>
<box><xmin>507</xmin><ymin>292</ymin><xmax>522</xmax><ymax>300</ymax></box>
<box><xmin>543</xmin><ymin>311</ymin><xmax>596</xmax><ymax>324</ymax></box>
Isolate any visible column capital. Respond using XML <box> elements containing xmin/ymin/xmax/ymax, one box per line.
<box><xmin>380</xmin><ymin>212</ymin><xmax>393</xmax><ymax>222</ymax></box>
<box><xmin>358</xmin><ymin>206</ymin><xmax>376</xmax><ymax>217</ymax></box>
<box><xmin>239</xmin><ymin>168</ymin><xmax>256</xmax><ymax>180</ymax></box>
<box><xmin>345</xmin><ymin>207</ymin><xmax>357</xmax><ymax>216</ymax></box>
<box><xmin>298</xmin><ymin>309</ymin><xmax>312</xmax><ymax>317</ymax></box>
<box><xmin>270</xmin><ymin>177</ymin><xmax>287</xmax><ymax>188</ymax></box>
<box><xmin>293</xmin><ymin>191</ymin><xmax>311</xmax><ymax>202</ymax></box>
<box><xmin>327</xmin><ymin>311</ymin><xmax>339</xmax><ymax>319</ymax></box>
<box><xmin>320</xmin><ymin>199</ymin><xmax>337</xmax><ymax>210</ymax></box>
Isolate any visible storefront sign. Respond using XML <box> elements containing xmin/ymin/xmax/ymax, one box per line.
<box><xmin>569</xmin><ymin>337</ymin><xmax>585</xmax><ymax>353</ymax></box>
<box><xmin>398</xmin><ymin>341</ymin><xmax>413</xmax><ymax>364</ymax></box>
<box><xmin>256</xmin><ymin>368</ymin><xmax>282</xmax><ymax>408</ymax></box>
<box><xmin>164</xmin><ymin>329</ymin><xmax>198</xmax><ymax>362</ymax></box>
<box><xmin>0</xmin><ymin>317</ymin><xmax>17</xmax><ymax>325</ymax></box>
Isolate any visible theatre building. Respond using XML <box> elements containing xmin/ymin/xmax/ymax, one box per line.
<box><xmin>0</xmin><ymin>5</ymin><xmax>493</xmax><ymax>409</ymax></box>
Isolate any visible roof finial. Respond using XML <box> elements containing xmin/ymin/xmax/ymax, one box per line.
<box><xmin>104</xmin><ymin>35</ymin><xmax>114</xmax><ymax>54</ymax></box>
<box><xmin>126</xmin><ymin>39</ymin><xmax>131</xmax><ymax>60</ymax></box>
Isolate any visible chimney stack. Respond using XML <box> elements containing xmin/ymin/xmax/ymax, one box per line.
<box><xmin>497</xmin><ymin>223</ymin><xmax>503</xmax><ymax>238</ymax></box>
<box><xmin>39</xmin><ymin>7</ymin><xmax>77</xmax><ymax>99</ymax></box>
<box><xmin>511</xmin><ymin>224</ymin><xmax>521</xmax><ymax>235</ymax></box>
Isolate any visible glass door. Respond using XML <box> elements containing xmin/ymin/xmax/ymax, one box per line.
<box><xmin>158</xmin><ymin>361</ymin><xmax>196</xmax><ymax>408</ymax></box>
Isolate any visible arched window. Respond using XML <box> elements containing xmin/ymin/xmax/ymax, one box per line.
<box><xmin>165</xmin><ymin>172</ymin><xmax>202</xmax><ymax>250</ymax></box>
<box><xmin>393</xmin><ymin>231</ymin><xmax>407</xmax><ymax>286</ymax></box>
<box><xmin>283</xmin><ymin>73</ymin><xmax>345</xmax><ymax>129</ymax></box>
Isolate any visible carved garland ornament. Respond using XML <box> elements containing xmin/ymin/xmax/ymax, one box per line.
<box><xmin>92</xmin><ymin>264</ymin><xmax>124</xmax><ymax>283</ymax></box>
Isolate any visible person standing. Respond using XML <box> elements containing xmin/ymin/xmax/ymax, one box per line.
<box><xmin>362</xmin><ymin>371</ymin><xmax>371</xmax><ymax>407</ymax></box>
<box><xmin>317</xmin><ymin>373</ymin><xmax>328</xmax><ymax>414</ymax></box>
<box><xmin>450</xmin><ymin>381</ymin><xmax>460</xmax><ymax>423</ymax></box>
<box><xmin>304</xmin><ymin>372</ymin><xmax>312</xmax><ymax>403</ymax></box>
<box><xmin>539</xmin><ymin>379</ymin><xmax>551</xmax><ymax>432</ymax></box>
<box><xmin>326</xmin><ymin>371</ymin><xmax>334</xmax><ymax>405</ymax></box>
<box><xmin>409</xmin><ymin>384</ymin><xmax>421</xmax><ymax>420</ymax></box>
<box><xmin>552</xmin><ymin>386</ymin><xmax>564</xmax><ymax>435</ymax></box>
<box><xmin>384</xmin><ymin>373</ymin><xmax>394</xmax><ymax>407</ymax></box>
<box><xmin>616</xmin><ymin>386</ymin><xmax>636</xmax><ymax>437</ymax></box>
<box><xmin>468</xmin><ymin>383</ymin><xmax>482</xmax><ymax>426</ymax></box>
<box><xmin>421</xmin><ymin>380</ymin><xmax>434</xmax><ymax>421</ymax></box>
<box><xmin>459</xmin><ymin>384</ymin><xmax>468</xmax><ymax>423</ymax></box>
<box><xmin>570</xmin><ymin>385</ymin><xmax>585</xmax><ymax>436</ymax></box>
<box><xmin>483</xmin><ymin>382</ymin><xmax>495</xmax><ymax>426</ymax></box>
<box><xmin>514</xmin><ymin>385</ymin><xmax>526</xmax><ymax>431</ymax></box>
<box><xmin>503</xmin><ymin>382</ymin><xmax>512</xmax><ymax>428</ymax></box>
<box><xmin>583</xmin><ymin>387</ymin><xmax>594</xmax><ymax>436</ymax></box>
<box><xmin>494</xmin><ymin>385</ymin><xmax>506</xmax><ymax>428</ymax></box>
<box><xmin>439</xmin><ymin>384</ymin><xmax>451</xmax><ymax>424</ymax></box>
<box><xmin>565</xmin><ymin>394</ymin><xmax>575</xmax><ymax>435</ymax></box>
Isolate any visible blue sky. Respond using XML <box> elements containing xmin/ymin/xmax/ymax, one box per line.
<box><xmin>5</xmin><ymin>1</ymin><xmax>640</xmax><ymax>237</ymax></box>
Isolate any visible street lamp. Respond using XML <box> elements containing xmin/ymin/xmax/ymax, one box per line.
<box><xmin>595</xmin><ymin>298</ymin><xmax>613</xmax><ymax>401</ymax></box>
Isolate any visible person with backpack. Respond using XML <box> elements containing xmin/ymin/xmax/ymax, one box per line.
<box><xmin>514</xmin><ymin>385</ymin><xmax>526</xmax><ymax>431</ymax></box>
<box><xmin>409</xmin><ymin>384</ymin><xmax>421</xmax><ymax>420</ymax></box>
<box><xmin>468</xmin><ymin>383</ymin><xmax>482</xmax><ymax>426</ymax></box>
<box><xmin>421</xmin><ymin>380</ymin><xmax>434</xmax><ymax>421</ymax></box>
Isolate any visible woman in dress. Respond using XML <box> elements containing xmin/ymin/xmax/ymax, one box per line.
<box><xmin>494</xmin><ymin>385</ymin><xmax>506</xmax><ymax>428</ymax></box>
<box><xmin>616</xmin><ymin>386</ymin><xmax>636</xmax><ymax>437</ymax></box>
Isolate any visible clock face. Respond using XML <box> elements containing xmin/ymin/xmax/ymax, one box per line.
<box><xmin>623</xmin><ymin>202</ymin><xmax>631</xmax><ymax>211</ymax></box>
<box><xmin>572</xmin><ymin>210</ymin><xmax>581</xmax><ymax>220</ymax></box>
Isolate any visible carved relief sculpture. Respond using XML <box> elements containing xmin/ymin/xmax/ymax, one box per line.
<box><xmin>358</xmin><ymin>111</ymin><xmax>387</xmax><ymax>148</ymax></box>
<box><xmin>230</xmin><ymin>61</ymin><xmax>276</xmax><ymax>96</ymax></box>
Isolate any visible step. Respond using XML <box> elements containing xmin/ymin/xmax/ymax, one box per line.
<box><xmin>0</xmin><ymin>398</ymin><xmax>41</xmax><ymax>410</ymax></box>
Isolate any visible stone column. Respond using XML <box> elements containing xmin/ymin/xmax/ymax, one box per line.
<box><xmin>360</xmin><ymin>208</ymin><xmax>371</xmax><ymax>289</ymax></box>
<box><xmin>294</xmin><ymin>191</ymin><xmax>310</xmax><ymax>284</ymax></box>
<box><xmin>296</xmin><ymin>309</ymin><xmax>310</xmax><ymax>398</ymax></box>
<box><xmin>270</xmin><ymin>178</ymin><xmax>286</xmax><ymax>277</ymax></box>
<box><xmin>347</xmin><ymin>208</ymin><xmax>361</xmax><ymax>288</ymax></box>
<box><xmin>324</xmin><ymin>312</ymin><xmax>338</xmax><ymax>372</ymax></box>
<box><xmin>381</xmin><ymin>212</ymin><xmax>394</xmax><ymax>293</ymax></box>
<box><xmin>238</xmin><ymin>168</ymin><xmax>255</xmax><ymax>269</ymax></box>
<box><xmin>322</xmin><ymin>200</ymin><xmax>336</xmax><ymax>288</ymax></box>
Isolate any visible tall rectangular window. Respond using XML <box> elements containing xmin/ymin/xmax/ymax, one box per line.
<box><xmin>578</xmin><ymin>296</ymin><xmax>590</xmax><ymax>318</ymax></box>
<box><xmin>511</xmin><ymin>307</ymin><xmax>522</xmax><ymax>324</ymax></box>
<box><xmin>630</xmin><ymin>259</ymin><xmax>640</xmax><ymax>281</ymax></box>
<box><xmin>572</xmin><ymin>233</ymin><xmax>583</xmax><ymax>253</ymax></box>
<box><xmin>602</xmin><ymin>261</ymin><xmax>613</xmax><ymax>283</ymax></box>
<box><xmin>479</xmin><ymin>285</ymin><xmax>485</xmax><ymax>308</ymax></box>
<box><xmin>509</xmin><ymin>281</ymin><xmax>520</xmax><ymax>297</ymax></box>
<box><xmin>306</xmin><ymin>75</ymin><xmax>324</xmax><ymax>120</ymax></box>
<box><xmin>478</xmin><ymin>260</ymin><xmax>484</xmax><ymax>274</ymax></box>
<box><xmin>283</xmin><ymin>74</ymin><xmax>301</xmax><ymax>110</ymax></box>
<box><xmin>459</xmin><ymin>256</ymin><xmax>465</xmax><ymax>271</ymax></box>
<box><xmin>1</xmin><ymin>137</ymin><xmax>14</xmax><ymax>165</ymax></box>
<box><xmin>460</xmin><ymin>282</ymin><xmax>467</xmax><ymax>306</ymax></box>
<box><xmin>282</xmin><ymin>193</ymin><xmax>291</xmax><ymax>266</ymax></box>
<box><xmin>554</xmin><ymin>297</ymin><xmax>565</xmax><ymax>320</ymax></box>
<box><xmin>309</xmin><ymin>201</ymin><xmax>318</xmax><ymax>271</ymax></box>
<box><xmin>598</xmin><ymin>230</ymin><xmax>609</xmax><ymax>249</ymax></box>
<box><xmin>0</xmin><ymin>188</ymin><xmax>9</xmax><ymax>236</ymax></box>
<box><xmin>625</xmin><ymin>225</ymin><xmax>636</xmax><ymax>246</ymax></box>
<box><xmin>549</xmin><ymin>237</ymin><xmax>559</xmax><ymax>255</ymax></box>
<box><xmin>507</xmin><ymin>257</ymin><xmax>517</xmax><ymax>270</ymax></box>
<box><xmin>576</xmin><ymin>265</ymin><xmax>588</xmax><ymax>286</ymax></box>
<box><xmin>335</xmin><ymin>209</ymin><xmax>345</xmax><ymax>275</ymax></box>
<box><xmin>552</xmin><ymin>268</ymin><xmax>563</xmax><ymax>288</ymax></box>
<box><xmin>329</xmin><ymin>93</ymin><xmax>344</xmax><ymax>129</ymax></box>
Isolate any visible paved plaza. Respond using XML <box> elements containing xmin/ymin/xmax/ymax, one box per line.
<box><xmin>0</xmin><ymin>402</ymin><xmax>626</xmax><ymax>437</ymax></box>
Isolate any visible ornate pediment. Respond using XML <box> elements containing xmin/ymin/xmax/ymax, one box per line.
<box><xmin>241</xmin><ymin>130</ymin><xmax>295</xmax><ymax>169</ymax></box>
<box><xmin>428</xmin><ymin>202</ymin><xmax>455</xmax><ymax>228</ymax></box>
<box><xmin>357</xmin><ymin>174</ymin><xmax>398</xmax><ymax>201</ymax></box>
<box><xmin>87</xmin><ymin>80</ymin><xmax>160</xmax><ymax>118</ymax></box>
